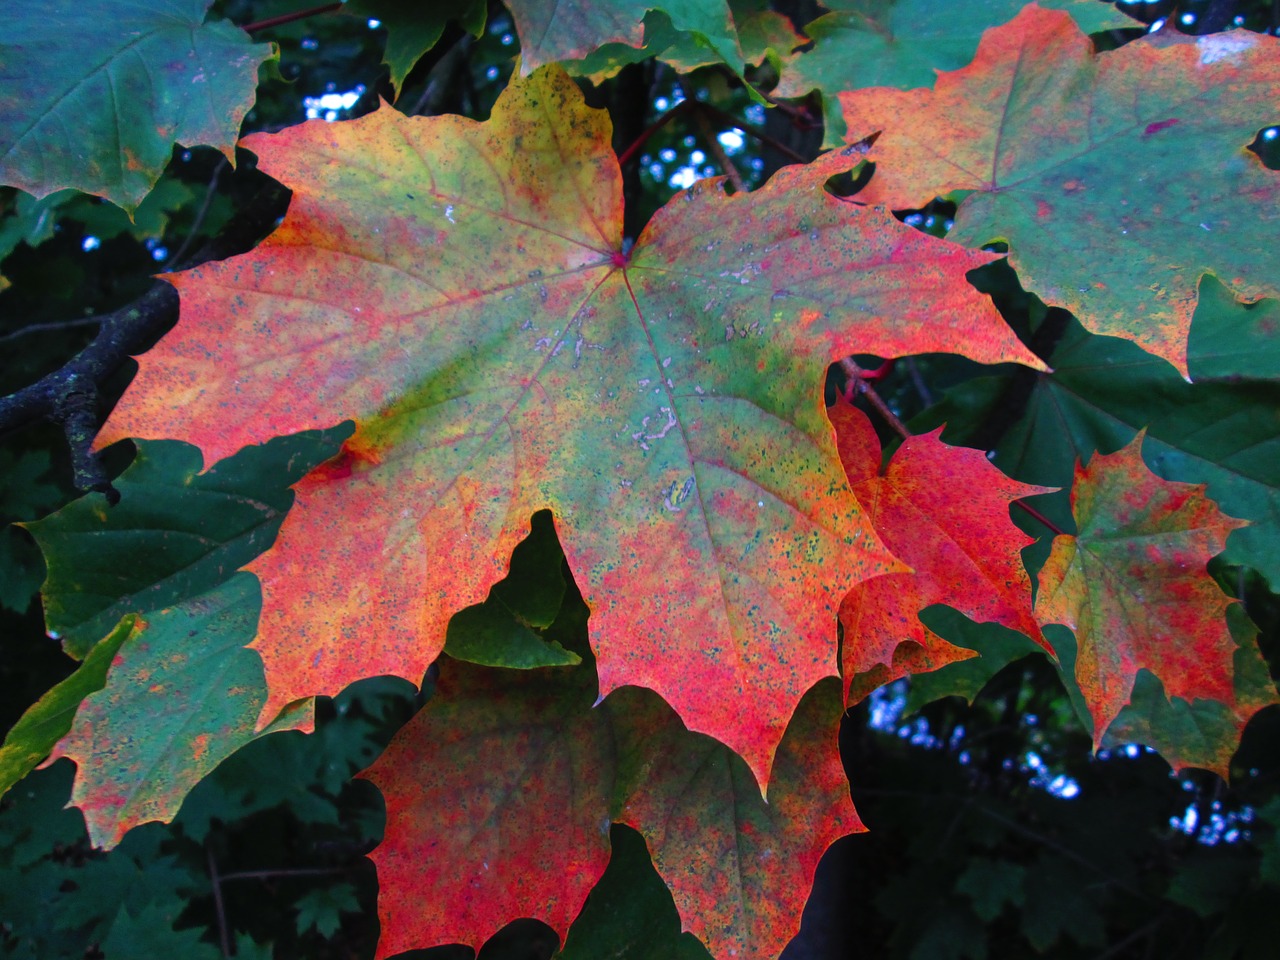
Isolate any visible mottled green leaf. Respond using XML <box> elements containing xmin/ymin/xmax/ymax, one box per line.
<box><xmin>26</xmin><ymin>428</ymin><xmax>347</xmax><ymax>658</ymax></box>
<box><xmin>47</xmin><ymin>574</ymin><xmax>311</xmax><ymax>848</ymax></box>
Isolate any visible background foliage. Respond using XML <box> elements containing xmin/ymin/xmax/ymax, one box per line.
<box><xmin>3</xmin><ymin>0</ymin><xmax>1280</xmax><ymax>958</ymax></box>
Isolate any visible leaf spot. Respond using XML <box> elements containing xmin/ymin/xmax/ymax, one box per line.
<box><xmin>1197</xmin><ymin>33</ymin><xmax>1254</xmax><ymax>65</ymax></box>
<box><xmin>663</xmin><ymin>475</ymin><xmax>696</xmax><ymax>511</ymax></box>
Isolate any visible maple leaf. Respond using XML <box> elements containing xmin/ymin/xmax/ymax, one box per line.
<box><xmin>361</xmin><ymin>653</ymin><xmax>856</xmax><ymax>959</ymax></box>
<box><xmin>560</xmin><ymin>0</ymin><xmax>801</xmax><ymax>83</ymax></box>
<box><xmin>96</xmin><ymin>66</ymin><xmax>1042</xmax><ymax>788</ymax></box>
<box><xmin>1034</xmin><ymin>433</ymin><xmax>1249</xmax><ymax>748</ymax></box>
<box><xmin>0</xmin><ymin>0</ymin><xmax>273</xmax><ymax>211</ymax></box>
<box><xmin>923</xmin><ymin>311</ymin><xmax>1280</xmax><ymax>593</ymax></box>
<box><xmin>839</xmin><ymin>4</ymin><xmax>1280</xmax><ymax>375</ymax></box>
<box><xmin>829</xmin><ymin>397</ymin><xmax>1053</xmax><ymax>703</ymax></box>
<box><xmin>16</xmin><ymin>433</ymin><xmax>342</xmax><ymax>845</ymax></box>
<box><xmin>774</xmin><ymin>0</ymin><xmax>1134</xmax><ymax>145</ymax></box>
<box><xmin>1053</xmin><ymin>605</ymin><xmax>1278</xmax><ymax>778</ymax></box>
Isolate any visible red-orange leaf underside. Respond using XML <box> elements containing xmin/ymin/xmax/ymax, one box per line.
<box><xmin>97</xmin><ymin>67</ymin><xmax>1041</xmax><ymax>788</ymax></box>
<box><xmin>839</xmin><ymin>4</ymin><xmax>1280</xmax><ymax>376</ymax></box>
<box><xmin>361</xmin><ymin>660</ymin><xmax>858</xmax><ymax>959</ymax></box>
<box><xmin>1035</xmin><ymin>433</ymin><xmax>1248</xmax><ymax>745</ymax></box>
<box><xmin>610</xmin><ymin>677</ymin><xmax>860</xmax><ymax>960</ymax></box>
<box><xmin>830</xmin><ymin>397</ymin><xmax>1053</xmax><ymax>702</ymax></box>
<box><xmin>360</xmin><ymin>662</ymin><xmax>614</xmax><ymax>957</ymax></box>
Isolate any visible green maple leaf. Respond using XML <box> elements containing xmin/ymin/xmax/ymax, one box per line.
<box><xmin>775</xmin><ymin>0</ymin><xmax>1135</xmax><ymax>144</ymax></box>
<box><xmin>0</xmin><ymin>0</ymin><xmax>274</xmax><ymax>211</ymax></box>
<box><xmin>840</xmin><ymin>5</ymin><xmax>1280</xmax><ymax>375</ymax></box>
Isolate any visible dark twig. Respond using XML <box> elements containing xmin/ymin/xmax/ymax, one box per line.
<box><xmin>219</xmin><ymin>866</ymin><xmax>347</xmax><ymax>883</ymax></box>
<box><xmin>1090</xmin><ymin>917</ymin><xmax>1164</xmax><ymax>960</ymax></box>
<box><xmin>404</xmin><ymin>33</ymin><xmax>473</xmax><ymax>116</ymax></box>
<box><xmin>0</xmin><ymin>317</ymin><xmax>102</xmax><ymax>346</ymax></box>
<box><xmin>903</xmin><ymin>357</ymin><xmax>934</xmax><ymax>408</ymax></box>
<box><xmin>165</xmin><ymin>157</ymin><xmax>227</xmax><ymax>271</ymax></box>
<box><xmin>242</xmin><ymin>2</ymin><xmax>341</xmax><ymax>34</ymax></box>
<box><xmin>0</xmin><ymin>281</ymin><xmax>179</xmax><ymax>500</ymax></box>
<box><xmin>693</xmin><ymin>107</ymin><xmax>746</xmax><ymax>192</ymax></box>
<box><xmin>207</xmin><ymin>846</ymin><xmax>233</xmax><ymax>959</ymax></box>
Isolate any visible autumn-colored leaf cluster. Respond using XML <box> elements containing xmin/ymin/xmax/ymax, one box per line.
<box><xmin>2</xmin><ymin>1</ymin><xmax>1278</xmax><ymax>957</ymax></box>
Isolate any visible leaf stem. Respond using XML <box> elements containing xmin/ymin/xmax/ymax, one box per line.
<box><xmin>1012</xmin><ymin>499</ymin><xmax>1066</xmax><ymax>537</ymax></box>
<box><xmin>616</xmin><ymin>100</ymin><xmax>690</xmax><ymax>169</ymax></box>
<box><xmin>840</xmin><ymin>357</ymin><xmax>1067</xmax><ymax>538</ymax></box>
<box><xmin>756</xmin><ymin>88</ymin><xmax>820</xmax><ymax>130</ymax></box>
<box><xmin>617</xmin><ymin>99</ymin><xmax>809</xmax><ymax>175</ymax></box>
<box><xmin>693</xmin><ymin>108</ymin><xmax>745</xmax><ymax>192</ymax></box>
<box><xmin>206</xmin><ymin>846</ymin><xmax>233</xmax><ymax>959</ymax></box>
<box><xmin>242</xmin><ymin>2</ymin><xmax>341</xmax><ymax>34</ymax></box>
<box><xmin>695</xmin><ymin>100</ymin><xmax>808</xmax><ymax>165</ymax></box>
<box><xmin>840</xmin><ymin>357</ymin><xmax>909</xmax><ymax>439</ymax></box>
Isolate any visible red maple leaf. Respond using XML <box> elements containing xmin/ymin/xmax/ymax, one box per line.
<box><xmin>831</xmin><ymin>397</ymin><xmax>1053</xmax><ymax>702</ymax></box>
<box><xmin>361</xmin><ymin>659</ymin><xmax>857</xmax><ymax>958</ymax></box>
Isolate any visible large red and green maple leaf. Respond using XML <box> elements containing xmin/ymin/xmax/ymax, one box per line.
<box><xmin>95</xmin><ymin>65</ymin><xmax>1040</xmax><ymax>788</ymax></box>
<box><xmin>839</xmin><ymin>4</ymin><xmax>1280</xmax><ymax>376</ymax></box>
